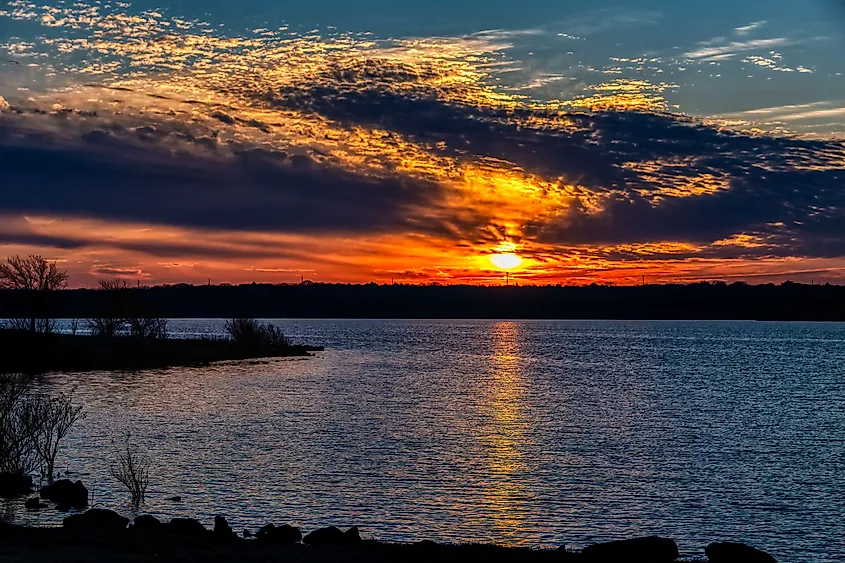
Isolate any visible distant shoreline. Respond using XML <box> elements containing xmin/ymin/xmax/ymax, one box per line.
<box><xmin>2</xmin><ymin>282</ymin><xmax>844</xmax><ymax>322</ymax></box>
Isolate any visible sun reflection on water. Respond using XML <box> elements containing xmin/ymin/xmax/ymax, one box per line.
<box><xmin>478</xmin><ymin>321</ymin><xmax>531</xmax><ymax>544</ymax></box>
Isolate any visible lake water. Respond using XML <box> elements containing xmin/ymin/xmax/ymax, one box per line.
<box><xmin>3</xmin><ymin>320</ymin><xmax>844</xmax><ymax>561</ymax></box>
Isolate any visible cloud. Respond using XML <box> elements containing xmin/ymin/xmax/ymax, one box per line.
<box><xmin>734</xmin><ymin>21</ymin><xmax>766</xmax><ymax>36</ymax></box>
<box><xmin>0</xmin><ymin>110</ymin><xmax>448</xmax><ymax>239</ymax></box>
<box><xmin>684</xmin><ymin>38</ymin><xmax>791</xmax><ymax>61</ymax></box>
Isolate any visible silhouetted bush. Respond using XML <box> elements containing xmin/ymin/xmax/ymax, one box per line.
<box><xmin>224</xmin><ymin>317</ymin><xmax>262</xmax><ymax>344</ymax></box>
<box><xmin>126</xmin><ymin>317</ymin><xmax>168</xmax><ymax>339</ymax></box>
<box><xmin>0</xmin><ymin>374</ymin><xmax>84</xmax><ymax>491</ymax></box>
<box><xmin>109</xmin><ymin>433</ymin><xmax>150</xmax><ymax>506</ymax></box>
<box><xmin>260</xmin><ymin>324</ymin><xmax>290</xmax><ymax>347</ymax></box>
<box><xmin>87</xmin><ymin>317</ymin><xmax>126</xmax><ymax>337</ymax></box>
<box><xmin>225</xmin><ymin>318</ymin><xmax>289</xmax><ymax>349</ymax></box>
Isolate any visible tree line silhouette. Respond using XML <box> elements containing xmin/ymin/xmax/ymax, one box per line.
<box><xmin>1</xmin><ymin>280</ymin><xmax>843</xmax><ymax>321</ymax></box>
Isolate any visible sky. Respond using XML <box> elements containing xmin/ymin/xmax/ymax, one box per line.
<box><xmin>1</xmin><ymin>0</ymin><xmax>844</xmax><ymax>287</ymax></box>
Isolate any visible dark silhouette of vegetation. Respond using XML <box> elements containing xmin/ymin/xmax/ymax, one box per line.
<box><xmin>87</xmin><ymin>317</ymin><xmax>125</xmax><ymax>338</ymax></box>
<box><xmin>225</xmin><ymin>318</ymin><xmax>289</xmax><ymax>348</ymax></box>
<box><xmin>32</xmin><ymin>390</ymin><xmax>85</xmax><ymax>483</ymax></box>
<box><xmin>109</xmin><ymin>433</ymin><xmax>150</xmax><ymax>506</ymax></box>
<box><xmin>0</xmin><ymin>330</ymin><xmax>318</xmax><ymax>374</ymax></box>
<box><xmin>87</xmin><ymin>279</ymin><xmax>168</xmax><ymax>339</ymax></box>
<box><xmin>126</xmin><ymin>317</ymin><xmax>168</xmax><ymax>339</ymax></box>
<box><xmin>0</xmin><ymin>280</ymin><xmax>842</xmax><ymax>321</ymax></box>
<box><xmin>0</xmin><ymin>374</ymin><xmax>84</xmax><ymax>495</ymax></box>
<box><xmin>0</xmin><ymin>254</ymin><xmax>68</xmax><ymax>334</ymax></box>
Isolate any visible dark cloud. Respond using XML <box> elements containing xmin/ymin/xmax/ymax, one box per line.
<box><xmin>251</xmin><ymin>64</ymin><xmax>845</xmax><ymax>257</ymax></box>
<box><xmin>0</xmin><ymin>231</ymin><xmax>88</xmax><ymax>250</ymax></box>
<box><xmin>0</xmin><ymin>117</ymin><xmax>448</xmax><ymax>238</ymax></box>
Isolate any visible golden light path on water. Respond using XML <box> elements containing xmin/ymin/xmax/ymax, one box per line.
<box><xmin>1</xmin><ymin>1</ymin><xmax>845</xmax><ymax>285</ymax></box>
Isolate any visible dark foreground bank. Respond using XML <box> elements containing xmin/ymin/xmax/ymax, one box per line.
<box><xmin>0</xmin><ymin>330</ymin><xmax>323</xmax><ymax>373</ymax></box>
<box><xmin>0</xmin><ymin>509</ymin><xmax>780</xmax><ymax>563</ymax></box>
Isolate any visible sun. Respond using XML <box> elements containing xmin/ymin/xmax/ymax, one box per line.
<box><xmin>489</xmin><ymin>253</ymin><xmax>523</xmax><ymax>270</ymax></box>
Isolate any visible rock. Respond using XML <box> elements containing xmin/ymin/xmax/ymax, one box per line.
<box><xmin>133</xmin><ymin>515</ymin><xmax>163</xmax><ymax>531</ymax></box>
<box><xmin>343</xmin><ymin>526</ymin><xmax>362</xmax><ymax>543</ymax></box>
<box><xmin>0</xmin><ymin>473</ymin><xmax>33</xmax><ymax>498</ymax></box>
<box><xmin>706</xmin><ymin>542</ymin><xmax>777</xmax><ymax>563</ymax></box>
<box><xmin>581</xmin><ymin>536</ymin><xmax>679</xmax><ymax>562</ymax></box>
<box><xmin>243</xmin><ymin>529</ymin><xmax>252</xmax><ymax>538</ymax></box>
<box><xmin>303</xmin><ymin>526</ymin><xmax>346</xmax><ymax>546</ymax></box>
<box><xmin>24</xmin><ymin>496</ymin><xmax>47</xmax><ymax>510</ymax></box>
<box><xmin>63</xmin><ymin>509</ymin><xmax>130</xmax><ymax>530</ymax></box>
<box><xmin>166</xmin><ymin>496</ymin><xmax>182</xmax><ymax>502</ymax></box>
<box><xmin>40</xmin><ymin>480</ymin><xmax>88</xmax><ymax>509</ymax></box>
<box><xmin>167</xmin><ymin>517</ymin><xmax>207</xmax><ymax>537</ymax></box>
<box><xmin>255</xmin><ymin>523</ymin><xmax>302</xmax><ymax>544</ymax></box>
<box><xmin>214</xmin><ymin>515</ymin><xmax>234</xmax><ymax>537</ymax></box>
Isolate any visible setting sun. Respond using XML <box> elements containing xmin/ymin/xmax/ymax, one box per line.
<box><xmin>489</xmin><ymin>253</ymin><xmax>523</xmax><ymax>270</ymax></box>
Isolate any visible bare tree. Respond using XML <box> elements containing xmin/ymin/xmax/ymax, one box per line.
<box><xmin>32</xmin><ymin>391</ymin><xmax>84</xmax><ymax>483</ymax></box>
<box><xmin>0</xmin><ymin>375</ymin><xmax>84</xmax><ymax>487</ymax></box>
<box><xmin>88</xmin><ymin>278</ymin><xmax>128</xmax><ymax>336</ymax></box>
<box><xmin>69</xmin><ymin>319</ymin><xmax>80</xmax><ymax>336</ymax></box>
<box><xmin>109</xmin><ymin>433</ymin><xmax>150</xmax><ymax>506</ymax></box>
<box><xmin>0</xmin><ymin>255</ymin><xmax>69</xmax><ymax>334</ymax></box>
<box><xmin>0</xmin><ymin>375</ymin><xmax>39</xmax><ymax>477</ymax></box>
<box><xmin>87</xmin><ymin>317</ymin><xmax>126</xmax><ymax>337</ymax></box>
<box><xmin>0</xmin><ymin>255</ymin><xmax>68</xmax><ymax>292</ymax></box>
<box><xmin>98</xmin><ymin>279</ymin><xmax>128</xmax><ymax>291</ymax></box>
<box><xmin>126</xmin><ymin>317</ymin><xmax>168</xmax><ymax>339</ymax></box>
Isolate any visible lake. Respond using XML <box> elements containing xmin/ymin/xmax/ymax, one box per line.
<box><xmin>4</xmin><ymin>320</ymin><xmax>844</xmax><ymax>561</ymax></box>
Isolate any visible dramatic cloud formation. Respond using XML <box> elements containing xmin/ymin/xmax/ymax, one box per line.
<box><xmin>1</xmin><ymin>1</ymin><xmax>844</xmax><ymax>285</ymax></box>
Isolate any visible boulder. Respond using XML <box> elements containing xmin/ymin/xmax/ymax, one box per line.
<box><xmin>166</xmin><ymin>496</ymin><xmax>182</xmax><ymax>502</ymax></box>
<box><xmin>302</xmin><ymin>526</ymin><xmax>346</xmax><ymax>546</ymax></box>
<box><xmin>132</xmin><ymin>515</ymin><xmax>163</xmax><ymax>531</ymax></box>
<box><xmin>343</xmin><ymin>526</ymin><xmax>362</xmax><ymax>543</ymax></box>
<box><xmin>25</xmin><ymin>496</ymin><xmax>47</xmax><ymax>510</ymax></box>
<box><xmin>243</xmin><ymin>529</ymin><xmax>252</xmax><ymax>538</ymax></box>
<box><xmin>214</xmin><ymin>515</ymin><xmax>234</xmax><ymax>537</ymax></box>
<box><xmin>40</xmin><ymin>479</ymin><xmax>88</xmax><ymax>509</ymax></box>
<box><xmin>0</xmin><ymin>473</ymin><xmax>32</xmax><ymax>498</ymax></box>
<box><xmin>255</xmin><ymin>523</ymin><xmax>302</xmax><ymax>544</ymax></box>
<box><xmin>167</xmin><ymin>517</ymin><xmax>207</xmax><ymax>537</ymax></box>
<box><xmin>63</xmin><ymin>509</ymin><xmax>130</xmax><ymax>530</ymax></box>
<box><xmin>706</xmin><ymin>542</ymin><xmax>777</xmax><ymax>563</ymax></box>
<box><xmin>581</xmin><ymin>536</ymin><xmax>679</xmax><ymax>562</ymax></box>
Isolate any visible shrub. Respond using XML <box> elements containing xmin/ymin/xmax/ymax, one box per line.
<box><xmin>225</xmin><ymin>318</ymin><xmax>290</xmax><ymax>348</ymax></box>
<box><xmin>225</xmin><ymin>317</ymin><xmax>263</xmax><ymax>344</ymax></box>
<box><xmin>0</xmin><ymin>374</ymin><xmax>84</xmax><ymax>487</ymax></box>
<box><xmin>32</xmin><ymin>391</ymin><xmax>85</xmax><ymax>483</ymax></box>
<box><xmin>87</xmin><ymin>317</ymin><xmax>126</xmax><ymax>337</ymax></box>
<box><xmin>109</xmin><ymin>433</ymin><xmax>150</xmax><ymax>506</ymax></box>
<box><xmin>126</xmin><ymin>317</ymin><xmax>168</xmax><ymax>339</ymax></box>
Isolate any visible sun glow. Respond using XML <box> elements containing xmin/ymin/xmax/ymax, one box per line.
<box><xmin>489</xmin><ymin>253</ymin><xmax>523</xmax><ymax>270</ymax></box>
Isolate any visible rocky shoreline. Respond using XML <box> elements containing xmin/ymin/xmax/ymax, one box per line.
<box><xmin>0</xmin><ymin>511</ymin><xmax>781</xmax><ymax>563</ymax></box>
<box><xmin>3</xmin><ymin>479</ymin><xmax>779</xmax><ymax>563</ymax></box>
